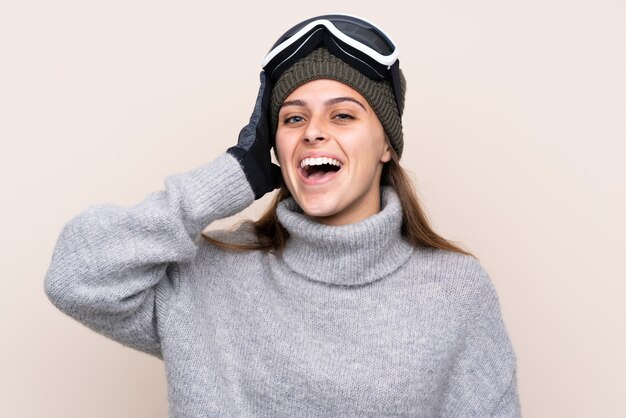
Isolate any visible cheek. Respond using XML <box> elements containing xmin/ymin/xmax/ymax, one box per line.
<box><xmin>275</xmin><ymin>133</ymin><xmax>296</xmax><ymax>174</ymax></box>
<box><xmin>345</xmin><ymin>127</ymin><xmax>387</xmax><ymax>163</ymax></box>
<box><xmin>366</xmin><ymin>125</ymin><xmax>390</xmax><ymax>162</ymax></box>
<box><xmin>274</xmin><ymin>133</ymin><xmax>287</xmax><ymax>164</ymax></box>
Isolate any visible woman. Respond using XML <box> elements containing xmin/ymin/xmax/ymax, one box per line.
<box><xmin>45</xmin><ymin>14</ymin><xmax>521</xmax><ymax>417</ymax></box>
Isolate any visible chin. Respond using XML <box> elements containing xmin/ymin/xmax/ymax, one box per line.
<box><xmin>296</xmin><ymin>197</ymin><xmax>340</xmax><ymax>219</ymax></box>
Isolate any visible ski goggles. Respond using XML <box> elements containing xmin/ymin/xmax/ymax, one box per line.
<box><xmin>261</xmin><ymin>14</ymin><xmax>404</xmax><ymax>116</ymax></box>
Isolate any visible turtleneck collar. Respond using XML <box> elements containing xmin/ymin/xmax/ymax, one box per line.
<box><xmin>275</xmin><ymin>187</ymin><xmax>415</xmax><ymax>287</ymax></box>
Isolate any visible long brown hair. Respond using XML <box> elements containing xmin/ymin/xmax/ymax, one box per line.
<box><xmin>202</xmin><ymin>150</ymin><xmax>473</xmax><ymax>257</ymax></box>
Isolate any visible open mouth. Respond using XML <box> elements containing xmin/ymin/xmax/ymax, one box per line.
<box><xmin>300</xmin><ymin>157</ymin><xmax>342</xmax><ymax>180</ymax></box>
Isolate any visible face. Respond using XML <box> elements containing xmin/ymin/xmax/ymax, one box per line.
<box><xmin>275</xmin><ymin>79</ymin><xmax>391</xmax><ymax>226</ymax></box>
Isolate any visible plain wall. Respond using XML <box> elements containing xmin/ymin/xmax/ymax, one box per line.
<box><xmin>1</xmin><ymin>1</ymin><xmax>625</xmax><ymax>417</ymax></box>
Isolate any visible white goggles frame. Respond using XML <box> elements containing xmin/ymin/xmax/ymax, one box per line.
<box><xmin>261</xmin><ymin>17</ymin><xmax>400</xmax><ymax>69</ymax></box>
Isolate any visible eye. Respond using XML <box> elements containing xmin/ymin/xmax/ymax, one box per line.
<box><xmin>334</xmin><ymin>113</ymin><xmax>354</xmax><ymax>121</ymax></box>
<box><xmin>284</xmin><ymin>115</ymin><xmax>305</xmax><ymax>124</ymax></box>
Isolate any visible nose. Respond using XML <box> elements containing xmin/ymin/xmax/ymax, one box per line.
<box><xmin>303</xmin><ymin>116</ymin><xmax>327</xmax><ymax>144</ymax></box>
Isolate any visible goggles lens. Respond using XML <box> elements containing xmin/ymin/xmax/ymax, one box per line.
<box><xmin>262</xmin><ymin>14</ymin><xmax>403</xmax><ymax>116</ymax></box>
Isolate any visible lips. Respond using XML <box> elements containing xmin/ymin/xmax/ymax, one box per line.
<box><xmin>298</xmin><ymin>155</ymin><xmax>343</xmax><ymax>183</ymax></box>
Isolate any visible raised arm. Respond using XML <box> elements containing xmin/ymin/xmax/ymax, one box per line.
<box><xmin>44</xmin><ymin>71</ymin><xmax>281</xmax><ymax>357</ymax></box>
<box><xmin>44</xmin><ymin>153</ymin><xmax>254</xmax><ymax>356</ymax></box>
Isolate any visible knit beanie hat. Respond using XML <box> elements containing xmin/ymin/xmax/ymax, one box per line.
<box><xmin>270</xmin><ymin>47</ymin><xmax>406</xmax><ymax>157</ymax></box>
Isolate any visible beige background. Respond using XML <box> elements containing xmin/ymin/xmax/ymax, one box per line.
<box><xmin>1</xmin><ymin>0</ymin><xmax>625</xmax><ymax>417</ymax></box>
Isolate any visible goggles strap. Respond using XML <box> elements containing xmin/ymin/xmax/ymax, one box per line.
<box><xmin>390</xmin><ymin>61</ymin><xmax>404</xmax><ymax>116</ymax></box>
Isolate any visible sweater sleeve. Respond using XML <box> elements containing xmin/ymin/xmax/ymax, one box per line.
<box><xmin>44</xmin><ymin>153</ymin><xmax>255</xmax><ymax>357</ymax></box>
<box><xmin>492</xmin><ymin>371</ymin><xmax>522</xmax><ymax>417</ymax></box>
<box><xmin>440</xmin><ymin>259</ymin><xmax>521</xmax><ymax>417</ymax></box>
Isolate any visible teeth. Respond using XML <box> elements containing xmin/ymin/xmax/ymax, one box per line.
<box><xmin>300</xmin><ymin>157</ymin><xmax>342</xmax><ymax>169</ymax></box>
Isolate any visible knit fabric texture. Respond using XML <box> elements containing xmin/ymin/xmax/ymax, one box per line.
<box><xmin>270</xmin><ymin>47</ymin><xmax>406</xmax><ymax>157</ymax></box>
<box><xmin>44</xmin><ymin>153</ymin><xmax>521</xmax><ymax>417</ymax></box>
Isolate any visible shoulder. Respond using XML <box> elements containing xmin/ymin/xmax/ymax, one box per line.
<box><xmin>411</xmin><ymin>247</ymin><xmax>500</xmax><ymax>311</ymax></box>
<box><xmin>414</xmin><ymin>247</ymin><xmax>487</xmax><ymax>283</ymax></box>
<box><xmin>173</xmin><ymin>222</ymin><xmax>266</xmax><ymax>284</ymax></box>
<box><xmin>193</xmin><ymin>221</ymin><xmax>267</xmax><ymax>266</ymax></box>
<box><xmin>200</xmin><ymin>220</ymin><xmax>259</xmax><ymax>248</ymax></box>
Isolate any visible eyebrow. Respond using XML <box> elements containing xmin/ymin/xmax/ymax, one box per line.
<box><xmin>281</xmin><ymin>96</ymin><xmax>367</xmax><ymax>111</ymax></box>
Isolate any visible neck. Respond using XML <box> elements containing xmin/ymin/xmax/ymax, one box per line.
<box><xmin>276</xmin><ymin>187</ymin><xmax>415</xmax><ymax>286</ymax></box>
<box><xmin>308</xmin><ymin>195</ymin><xmax>381</xmax><ymax>227</ymax></box>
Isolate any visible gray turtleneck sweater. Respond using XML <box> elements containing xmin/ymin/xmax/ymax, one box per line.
<box><xmin>45</xmin><ymin>153</ymin><xmax>521</xmax><ymax>417</ymax></box>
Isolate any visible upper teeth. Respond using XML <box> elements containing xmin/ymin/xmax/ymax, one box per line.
<box><xmin>300</xmin><ymin>157</ymin><xmax>342</xmax><ymax>168</ymax></box>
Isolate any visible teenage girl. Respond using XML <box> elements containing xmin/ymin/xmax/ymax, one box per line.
<box><xmin>45</xmin><ymin>14</ymin><xmax>521</xmax><ymax>417</ymax></box>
